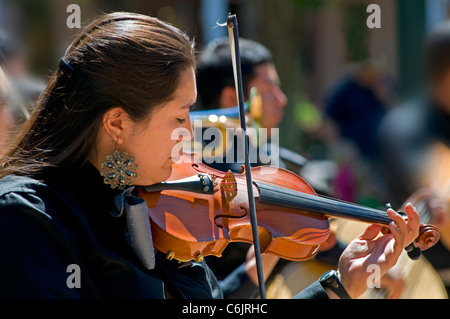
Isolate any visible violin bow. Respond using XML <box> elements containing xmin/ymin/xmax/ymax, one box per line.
<box><xmin>226</xmin><ymin>14</ymin><xmax>267</xmax><ymax>299</ymax></box>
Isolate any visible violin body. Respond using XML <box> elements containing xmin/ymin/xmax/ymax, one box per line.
<box><xmin>139</xmin><ymin>153</ymin><xmax>330</xmax><ymax>263</ymax></box>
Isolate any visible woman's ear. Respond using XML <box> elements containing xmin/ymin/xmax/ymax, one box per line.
<box><xmin>102</xmin><ymin>107</ymin><xmax>131</xmax><ymax>144</ymax></box>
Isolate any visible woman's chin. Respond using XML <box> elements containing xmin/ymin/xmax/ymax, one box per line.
<box><xmin>135</xmin><ymin>166</ymin><xmax>173</xmax><ymax>186</ymax></box>
<box><xmin>162</xmin><ymin>165</ymin><xmax>173</xmax><ymax>181</ymax></box>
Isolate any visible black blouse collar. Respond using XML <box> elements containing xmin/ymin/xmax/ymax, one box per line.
<box><xmin>42</xmin><ymin>161</ymin><xmax>124</xmax><ymax>202</ymax></box>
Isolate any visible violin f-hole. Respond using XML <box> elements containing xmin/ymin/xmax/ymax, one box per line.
<box><xmin>214</xmin><ymin>205</ymin><xmax>248</xmax><ymax>229</ymax></box>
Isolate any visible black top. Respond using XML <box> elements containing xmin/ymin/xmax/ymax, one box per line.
<box><xmin>0</xmin><ymin>163</ymin><xmax>328</xmax><ymax>299</ymax></box>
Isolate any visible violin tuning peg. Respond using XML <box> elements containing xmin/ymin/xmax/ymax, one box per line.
<box><xmin>405</xmin><ymin>243</ymin><xmax>421</xmax><ymax>261</ymax></box>
<box><xmin>166</xmin><ymin>250</ymin><xmax>175</xmax><ymax>261</ymax></box>
<box><xmin>195</xmin><ymin>253</ymin><xmax>204</xmax><ymax>263</ymax></box>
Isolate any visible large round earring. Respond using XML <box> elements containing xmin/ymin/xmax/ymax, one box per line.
<box><xmin>100</xmin><ymin>144</ymin><xmax>138</xmax><ymax>190</ymax></box>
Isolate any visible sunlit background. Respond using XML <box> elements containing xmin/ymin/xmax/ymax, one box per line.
<box><xmin>0</xmin><ymin>0</ymin><xmax>447</xmax><ymax>196</ymax></box>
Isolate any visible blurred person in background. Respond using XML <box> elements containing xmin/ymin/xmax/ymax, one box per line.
<box><xmin>325</xmin><ymin>61</ymin><xmax>391</xmax><ymax>162</ymax></box>
<box><xmin>378</xmin><ymin>20</ymin><xmax>450</xmax><ymax>296</ymax></box>
<box><xmin>322</xmin><ymin>61</ymin><xmax>396</xmax><ymax>210</ymax></box>
<box><xmin>197</xmin><ymin>38</ymin><xmax>287</xmax><ymax>133</ymax></box>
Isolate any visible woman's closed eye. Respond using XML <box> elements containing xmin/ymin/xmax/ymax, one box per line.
<box><xmin>176</xmin><ymin>102</ymin><xmax>195</xmax><ymax>124</ymax></box>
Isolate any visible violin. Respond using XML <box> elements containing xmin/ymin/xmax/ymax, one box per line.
<box><xmin>139</xmin><ymin>152</ymin><xmax>440</xmax><ymax>263</ymax></box>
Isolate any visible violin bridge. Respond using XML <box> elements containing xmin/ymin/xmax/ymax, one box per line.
<box><xmin>220</xmin><ymin>170</ymin><xmax>237</xmax><ymax>204</ymax></box>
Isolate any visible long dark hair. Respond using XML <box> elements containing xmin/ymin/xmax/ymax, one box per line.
<box><xmin>0</xmin><ymin>12</ymin><xmax>195</xmax><ymax>178</ymax></box>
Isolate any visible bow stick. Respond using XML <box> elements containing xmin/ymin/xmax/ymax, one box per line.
<box><xmin>226</xmin><ymin>14</ymin><xmax>266</xmax><ymax>299</ymax></box>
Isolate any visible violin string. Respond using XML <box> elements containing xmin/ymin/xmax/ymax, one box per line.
<box><xmin>233</xmin><ymin>176</ymin><xmax>391</xmax><ymax>216</ymax></box>
<box><xmin>231</xmin><ymin>173</ymin><xmax>438</xmax><ymax>226</ymax></box>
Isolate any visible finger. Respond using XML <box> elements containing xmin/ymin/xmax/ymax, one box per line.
<box><xmin>358</xmin><ymin>224</ymin><xmax>383</xmax><ymax>241</ymax></box>
<box><xmin>388</xmin><ymin>220</ymin><xmax>404</xmax><ymax>256</ymax></box>
<box><xmin>404</xmin><ymin>202</ymin><xmax>419</xmax><ymax>223</ymax></box>
<box><xmin>404</xmin><ymin>203</ymin><xmax>420</xmax><ymax>238</ymax></box>
<box><xmin>387</xmin><ymin>208</ymin><xmax>409</xmax><ymax>243</ymax></box>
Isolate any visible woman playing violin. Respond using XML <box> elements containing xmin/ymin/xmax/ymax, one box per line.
<box><xmin>0</xmin><ymin>12</ymin><xmax>420</xmax><ymax>299</ymax></box>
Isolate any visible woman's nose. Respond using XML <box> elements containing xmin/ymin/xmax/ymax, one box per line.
<box><xmin>183</xmin><ymin>116</ymin><xmax>193</xmax><ymax>141</ymax></box>
<box><xmin>175</xmin><ymin>116</ymin><xmax>193</xmax><ymax>142</ymax></box>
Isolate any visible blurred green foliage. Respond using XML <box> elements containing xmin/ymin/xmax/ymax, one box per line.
<box><xmin>293</xmin><ymin>98</ymin><xmax>322</xmax><ymax>133</ymax></box>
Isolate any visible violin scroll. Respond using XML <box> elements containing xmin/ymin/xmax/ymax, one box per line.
<box><xmin>402</xmin><ymin>224</ymin><xmax>440</xmax><ymax>261</ymax></box>
<box><xmin>415</xmin><ymin>223</ymin><xmax>440</xmax><ymax>251</ymax></box>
